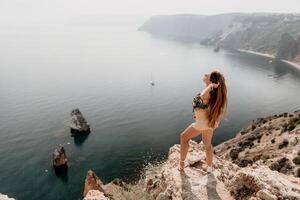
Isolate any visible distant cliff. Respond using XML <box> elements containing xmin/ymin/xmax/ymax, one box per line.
<box><xmin>277</xmin><ymin>33</ymin><xmax>300</xmax><ymax>63</ymax></box>
<box><xmin>139</xmin><ymin>13</ymin><xmax>300</xmax><ymax>65</ymax></box>
<box><xmin>138</xmin><ymin>13</ymin><xmax>242</xmax><ymax>42</ymax></box>
<box><xmin>201</xmin><ymin>14</ymin><xmax>300</xmax><ymax>64</ymax></box>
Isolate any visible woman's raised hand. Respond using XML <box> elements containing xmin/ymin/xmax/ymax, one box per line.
<box><xmin>210</xmin><ymin>82</ymin><xmax>219</xmax><ymax>88</ymax></box>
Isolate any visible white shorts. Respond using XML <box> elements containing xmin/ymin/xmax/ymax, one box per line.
<box><xmin>191</xmin><ymin>109</ymin><xmax>218</xmax><ymax>131</ymax></box>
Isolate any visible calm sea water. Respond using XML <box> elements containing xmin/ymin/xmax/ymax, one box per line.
<box><xmin>1</xmin><ymin>15</ymin><xmax>300</xmax><ymax>200</ymax></box>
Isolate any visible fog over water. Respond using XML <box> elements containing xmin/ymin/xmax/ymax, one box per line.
<box><xmin>0</xmin><ymin>14</ymin><xmax>300</xmax><ymax>200</ymax></box>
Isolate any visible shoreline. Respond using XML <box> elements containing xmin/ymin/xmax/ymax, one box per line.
<box><xmin>281</xmin><ymin>59</ymin><xmax>300</xmax><ymax>70</ymax></box>
<box><xmin>237</xmin><ymin>49</ymin><xmax>300</xmax><ymax>71</ymax></box>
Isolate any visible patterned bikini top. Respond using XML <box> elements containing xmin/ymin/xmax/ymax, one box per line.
<box><xmin>192</xmin><ymin>92</ymin><xmax>209</xmax><ymax>112</ymax></box>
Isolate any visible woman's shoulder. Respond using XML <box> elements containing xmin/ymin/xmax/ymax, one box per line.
<box><xmin>200</xmin><ymin>91</ymin><xmax>210</xmax><ymax>102</ymax></box>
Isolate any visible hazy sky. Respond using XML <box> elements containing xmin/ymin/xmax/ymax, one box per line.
<box><xmin>1</xmin><ymin>0</ymin><xmax>300</xmax><ymax>20</ymax></box>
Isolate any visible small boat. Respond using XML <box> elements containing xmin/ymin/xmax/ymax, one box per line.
<box><xmin>150</xmin><ymin>73</ymin><xmax>155</xmax><ymax>86</ymax></box>
<box><xmin>214</xmin><ymin>46</ymin><xmax>220</xmax><ymax>52</ymax></box>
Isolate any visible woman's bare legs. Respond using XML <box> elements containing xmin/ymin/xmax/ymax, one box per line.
<box><xmin>179</xmin><ymin>124</ymin><xmax>214</xmax><ymax>171</ymax></box>
<box><xmin>179</xmin><ymin>124</ymin><xmax>201</xmax><ymax>170</ymax></box>
<box><xmin>201</xmin><ymin>129</ymin><xmax>214</xmax><ymax>168</ymax></box>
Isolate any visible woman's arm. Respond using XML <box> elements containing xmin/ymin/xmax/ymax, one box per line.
<box><xmin>200</xmin><ymin>83</ymin><xmax>219</xmax><ymax>98</ymax></box>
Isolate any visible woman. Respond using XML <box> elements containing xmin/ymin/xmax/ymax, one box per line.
<box><xmin>179</xmin><ymin>70</ymin><xmax>228</xmax><ymax>173</ymax></box>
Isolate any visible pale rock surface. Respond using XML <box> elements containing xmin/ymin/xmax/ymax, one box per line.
<box><xmin>144</xmin><ymin>139</ymin><xmax>300</xmax><ymax>200</ymax></box>
<box><xmin>145</xmin><ymin>140</ymin><xmax>235</xmax><ymax>200</ymax></box>
<box><xmin>83</xmin><ymin>170</ymin><xmax>106</xmax><ymax>197</ymax></box>
<box><xmin>0</xmin><ymin>194</ymin><xmax>15</xmax><ymax>200</ymax></box>
<box><xmin>83</xmin><ymin>190</ymin><xmax>109</xmax><ymax>200</ymax></box>
<box><xmin>83</xmin><ymin>111</ymin><xmax>300</xmax><ymax>200</ymax></box>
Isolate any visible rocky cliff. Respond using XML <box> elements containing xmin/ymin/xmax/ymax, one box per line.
<box><xmin>138</xmin><ymin>13</ymin><xmax>241</xmax><ymax>42</ymax></box>
<box><xmin>140</xmin><ymin>13</ymin><xmax>300</xmax><ymax>65</ymax></box>
<box><xmin>277</xmin><ymin>34</ymin><xmax>300</xmax><ymax>63</ymax></box>
<box><xmin>201</xmin><ymin>14</ymin><xmax>300</xmax><ymax>64</ymax></box>
<box><xmin>83</xmin><ymin>110</ymin><xmax>300</xmax><ymax>200</ymax></box>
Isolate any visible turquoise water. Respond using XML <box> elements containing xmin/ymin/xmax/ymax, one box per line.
<box><xmin>0</xmin><ymin>15</ymin><xmax>300</xmax><ymax>200</ymax></box>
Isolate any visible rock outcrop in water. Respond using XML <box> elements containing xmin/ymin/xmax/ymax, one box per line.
<box><xmin>83</xmin><ymin>170</ymin><xmax>106</xmax><ymax>197</ymax></box>
<box><xmin>0</xmin><ymin>194</ymin><xmax>15</xmax><ymax>200</ymax></box>
<box><xmin>52</xmin><ymin>145</ymin><xmax>68</xmax><ymax>168</ymax></box>
<box><xmin>85</xmin><ymin>110</ymin><xmax>300</xmax><ymax>199</ymax></box>
<box><xmin>65</xmin><ymin>109</ymin><xmax>90</xmax><ymax>134</ymax></box>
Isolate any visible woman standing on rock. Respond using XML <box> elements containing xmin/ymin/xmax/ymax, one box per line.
<box><xmin>179</xmin><ymin>70</ymin><xmax>228</xmax><ymax>173</ymax></box>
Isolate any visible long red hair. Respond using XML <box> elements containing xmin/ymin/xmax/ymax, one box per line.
<box><xmin>208</xmin><ymin>70</ymin><xmax>228</xmax><ymax>128</ymax></box>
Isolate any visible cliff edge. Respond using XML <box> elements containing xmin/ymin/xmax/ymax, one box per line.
<box><xmin>83</xmin><ymin>110</ymin><xmax>300</xmax><ymax>200</ymax></box>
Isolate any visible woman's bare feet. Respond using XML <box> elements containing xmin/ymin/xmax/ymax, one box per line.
<box><xmin>202</xmin><ymin>164</ymin><xmax>214</xmax><ymax>173</ymax></box>
<box><xmin>178</xmin><ymin>160</ymin><xmax>185</xmax><ymax>171</ymax></box>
